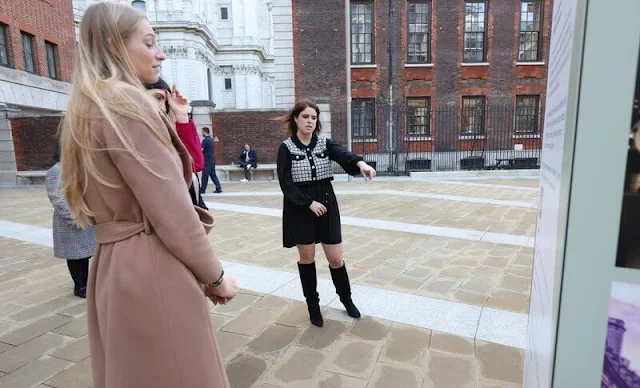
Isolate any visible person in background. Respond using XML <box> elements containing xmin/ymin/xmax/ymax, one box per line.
<box><xmin>144</xmin><ymin>78</ymin><xmax>207</xmax><ymax>208</ymax></box>
<box><xmin>235</xmin><ymin>143</ymin><xmax>258</xmax><ymax>182</ymax></box>
<box><xmin>46</xmin><ymin>144</ymin><xmax>96</xmax><ymax>298</ymax></box>
<box><xmin>276</xmin><ymin>100</ymin><xmax>376</xmax><ymax>327</ymax></box>
<box><xmin>201</xmin><ymin>127</ymin><xmax>223</xmax><ymax>193</ymax></box>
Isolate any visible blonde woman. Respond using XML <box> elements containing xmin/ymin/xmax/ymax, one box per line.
<box><xmin>60</xmin><ymin>3</ymin><xmax>236</xmax><ymax>387</ymax></box>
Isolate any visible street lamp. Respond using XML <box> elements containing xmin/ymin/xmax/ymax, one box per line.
<box><xmin>131</xmin><ymin>0</ymin><xmax>146</xmax><ymax>13</ymax></box>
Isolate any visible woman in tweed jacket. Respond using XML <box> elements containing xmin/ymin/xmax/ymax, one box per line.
<box><xmin>46</xmin><ymin>145</ymin><xmax>96</xmax><ymax>298</ymax></box>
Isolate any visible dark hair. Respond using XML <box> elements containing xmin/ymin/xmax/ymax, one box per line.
<box><xmin>277</xmin><ymin>99</ymin><xmax>322</xmax><ymax>137</ymax></box>
<box><xmin>144</xmin><ymin>77</ymin><xmax>171</xmax><ymax>92</ymax></box>
<box><xmin>202</xmin><ymin>127</ymin><xmax>210</xmax><ymax>134</ymax></box>
<box><xmin>53</xmin><ymin>141</ymin><xmax>61</xmax><ymax>164</ymax></box>
<box><xmin>144</xmin><ymin>77</ymin><xmax>171</xmax><ymax>113</ymax></box>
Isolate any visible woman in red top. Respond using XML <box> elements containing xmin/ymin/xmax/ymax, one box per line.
<box><xmin>145</xmin><ymin>78</ymin><xmax>207</xmax><ymax>208</ymax></box>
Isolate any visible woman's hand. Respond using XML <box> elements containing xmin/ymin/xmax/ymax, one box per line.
<box><xmin>205</xmin><ymin>275</ymin><xmax>238</xmax><ymax>305</ymax></box>
<box><xmin>309</xmin><ymin>201</ymin><xmax>327</xmax><ymax>217</ymax></box>
<box><xmin>166</xmin><ymin>84</ymin><xmax>190</xmax><ymax>123</ymax></box>
<box><xmin>357</xmin><ymin>161</ymin><xmax>376</xmax><ymax>181</ymax></box>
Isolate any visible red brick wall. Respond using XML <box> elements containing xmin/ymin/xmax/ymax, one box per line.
<box><xmin>211</xmin><ymin>110</ymin><xmax>289</xmax><ymax>165</ymax></box>
<box><xmin>292</xmin><ymin>0</ymin><xmax>348</xmax><ymax>144</ymax></box>
<box><xmin>0</xmin><ymin>0</ymin><xmax>75</xmax><ymax>81</ymax></box>
<box><xmin>293</xmin><ymin>0</ymin><xmax>553</xmax><ymax>152</ymax></box>
<box><xmin>10</xmin><ymin>116</ymin><xmax>62</xmax><ymax>171</ymax></box>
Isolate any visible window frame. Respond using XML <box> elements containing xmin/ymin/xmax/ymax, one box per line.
<box><xmin>463</xmin><ymin>0</ymin><xmax>488</xmax><ymax>63</ymax></box>
<box><xmin>406</xmin><ymin>0</ymin><xmax>432</xmax><ymax>64</ymax></box>
<box><xmin>461</xmin><ymin>96</ymin><xmax>486</xmax><ymax>135</ymax></box>
<box><xmin>407</xmin><ymin>97</ymin><xmax>432</xmax><ymax>137</ymax></box>
<box><xmin>518</xmin><ymin>0</ymin><xmax>543</xmax><ymax>62</ymax></box>
<box><xmin>515</xmin><ymin>95</ymin><xmax>540</xmax><ymax>134</ymax></box>
<box><xmin>45</xmin><ymin>41</ymin><xmax>58</xmax><ymax>79</ymax></box>
<box><xmin>351</xmin><ymin>98</ymin><xmax>377</xmax><ymax>139</ymax></box>
<box><xmin>0</xmin><ymin>24</ymin><xmax>9</xmax><ymax>68</ymax></box>
<box><xmin>21</xmin><ymin>32</ymin><xmax>36</xmax><ymax>74</ymax></box>
<box><xmin>350</xmin><ymin>1</ymin><xmax>375</xmax><ymax>65</ymax></box>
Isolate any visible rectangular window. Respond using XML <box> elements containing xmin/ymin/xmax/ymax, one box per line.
<box><xmin>350</xmin><ymin>2</ymin><xmax>374</xmax><ymax>64</ymax></box>
<box><xmin>221</xmin><ymin>7</ymin><xmax>229</xmax><ymax>20</ymax></box>
<box><xmin>407</xmin><ymin>1</ymin><xmax>431</xmax><ymax>64</ymax></box>
<box><xmin>515</xmin><ymin>95</ymin><xmax>540</xmax><ymax>134</ymax></box>
<box><xmin>352</xmin><ymin>98</ymin><xmax>376</xmax><ymax>139</ymax></box>
<box><xmin>461</xmin><ymin>96</ymin><xmax>486</xmax><ymax>135</ymax></box>
<box><xmin>21</xmin><ymin>32</ymin><xmax>35</xmax><ymax>73</ymax></box>
<box><xmin>224</xmin><ymin>78</ymin><xmax>232</xmax><ymax>90</ymax></box>
<box><xmin>407</xmin><ymin>98</ymin><xmax>431</xmax><ymax>136</ymax></box>
<box><xmin>519</xmin><ymin>1</ymin><xmax>543</xmax><ymax>61</ymax></box>
<box><xmin>45</xmin><ymin>41</ymin><xmax>57</xmax><ymax>79</ymax></box>
<box><xmin>0</xmin><ymin>25</ymin><xmax>9</xmax><ymax>67</ymax></box>
<box><xmin>463</xmin><ymin>0</ymin><xmax>487</xmax><ymax>63</ymax></box>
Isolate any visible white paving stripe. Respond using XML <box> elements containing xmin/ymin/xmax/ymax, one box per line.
<box><xmin>204</xmin><ymin>201</ymin><xmax>535</xmax><ymax>248</ymax></box>
<box><xmin>204</xmin><ymin>189</ymin><xmax>538</xmax><ymax>208</ymax></box>
<box><xmin>0</xmin><ymin>219</ymin><xmax>528</xmax><ymax>349</ymax></box>
<box><xmin>439</xmin><ymin>181</ymin><xmax>540</xmax><ymax>192</ymax></box>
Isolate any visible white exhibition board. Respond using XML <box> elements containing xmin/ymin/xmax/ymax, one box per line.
<box><xmin>524</xmin><ymin>0</ymin><xmax>584</xmax><ymax>386</ymax></box>
<box><xmin>525</xmin><ymin>0</ymin><xmax>640</xmax><ymax>386</ymax></box>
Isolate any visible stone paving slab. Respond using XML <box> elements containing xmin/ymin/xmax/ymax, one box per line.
<box><xmin>0</xmin><ymin>182</ymin><xmax>534</xmax><ymax>314</ymax></box>
<box><xmin>0</xmin><ymin>252</ymin><xmax>525</xmax><ymax>388</ymax></box>
<box><xmin>0</xmin><ymin>180</ymin><xmax>536</xmax><ymax>387</ymax></box>
<box><xmin>207</xmin><ymin>195</ymin><xmax>537</xmax><ymax>236</ymax></box>
<box><xmin>211</xmin><ymin>180</ymin><xmax>538</xmax><ymax>202</ymax></box>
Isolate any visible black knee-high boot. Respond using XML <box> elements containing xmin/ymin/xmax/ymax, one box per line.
<box><xmin>297</xmin><ymin>262</ymin><xmax>324</xmax><ymax>327</ymax></box>
<box><xmin>330</xmin><ymin>264</ymin><xmax>361</xmax><ymax>318</ymax></box>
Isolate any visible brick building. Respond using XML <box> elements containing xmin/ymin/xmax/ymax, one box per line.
<box><xmin>292</xmin><ymin>0</ymin><xmax>552</xmax><ymax>171</ymax></box>
<box><xmin>0</xmin><ymin>0</ymin><xmax>75</xmax><ymax>183</ymax></box>
<box><xmin>0</xmin><ymin>0</ymin><xmax>75</xmax><ymax>112</ymax></box>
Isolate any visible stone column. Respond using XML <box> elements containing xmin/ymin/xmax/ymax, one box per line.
<box><xmin>190</xmin><ymin>100</ymin><xmax>216</xmax><ymax>131</ymax></box>
<box><xmin>0</xmin><ymin>104</ymin><xmax>19</xmax><ymax>184</ymax></box>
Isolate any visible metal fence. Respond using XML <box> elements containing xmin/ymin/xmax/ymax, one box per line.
<box><xmin>331</xmin><ymin>101</ymin><xmax>543</xmax><ymax>175</ymax></box>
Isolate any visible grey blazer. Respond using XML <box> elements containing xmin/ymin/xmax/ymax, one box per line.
<box><xmin>45</xmin><ymin>163</ymin><xmax>97</xmax><ymax>260</ymax></box>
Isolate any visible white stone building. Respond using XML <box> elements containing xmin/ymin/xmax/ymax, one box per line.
<box><xmin>73</xmin><ymin>0</ymin><xmax>295</xmax><ymax>110</ymax></box>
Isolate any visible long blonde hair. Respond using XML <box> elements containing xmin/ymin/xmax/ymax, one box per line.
<box><xmin>60</xmin><ymin>2</ymin><xmax>171</xmax><ymax>228</ymax></box>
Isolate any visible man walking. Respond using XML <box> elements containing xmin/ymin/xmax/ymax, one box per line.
<box><xmin>200</xmin><ymin>127</ymin><xmax>222</xmax><ymax>194</ymax></box>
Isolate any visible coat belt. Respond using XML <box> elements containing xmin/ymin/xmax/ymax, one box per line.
<box><xmin>93</xmin><ymin>217</ymin><xmax>152</xmax><ymax>244</ymax></box>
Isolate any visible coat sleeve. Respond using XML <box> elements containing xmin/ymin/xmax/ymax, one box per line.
<box><xmin>101</xmin><ymin>98</ymin><xmax>223</xmax><ymax>285</ymax></box>
<box><xmin>175</xmin><ymin>120</ymin><xmax>204</xmax><ymax>172</ymax></box>
<box><xmin>277</xmin><ymin>143</ymin><xmax>313</xmax><ymax>207</ymax></box>
<box><xmin>45</xmin><ymin>165</ymin><xmax>76</xmax><ymax>225</ymax></box>
<box><xmin>327</xmin><ymin>138</ymin><xmax>364</xmax><ymax>176</ymax></box>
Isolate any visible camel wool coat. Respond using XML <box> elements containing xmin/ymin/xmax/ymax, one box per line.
<box><xmin>82</xmin><ymin>86</ymin><xmax>229</xmax><ymax>388</ymax></box>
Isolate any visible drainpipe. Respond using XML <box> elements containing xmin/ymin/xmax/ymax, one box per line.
<box><xmin>387</xmin><ymin>0</ymin><xmax>394</xmax><ymax>171</ymax></box>
<box><xmin>346</xmin><ymin>0</ymin><xmax>353</xmax><ymax>182</ymax></box>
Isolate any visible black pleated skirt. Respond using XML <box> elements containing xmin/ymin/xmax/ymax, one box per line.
<box><xmin>282</xmin><ymin>181</ymin><xmax>342</xmax><ymax>248</ymax></box>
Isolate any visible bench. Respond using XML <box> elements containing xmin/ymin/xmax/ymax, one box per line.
<box><xmin>16</xmin><ymin>171</ymin><xmax>46</xmax><ymax>185</ymax></box>
<box><xmin>494</xmin><ymin>157</ymin><xmax>539</xmax><ymax>169</ymax></box>
<box><xmin>460</xmin><ymin>156</ymin><xmax>485</xmax><ymax>170</ymax></box>
<box><xmin>405</xmin><ymin>159</ymin><xmax>431</xmax><ymax>171</ymax></box>
<box><xmin>215</xmin><ymin>164</ymin><xmax>278</xmax><ymax>182</ymax></box>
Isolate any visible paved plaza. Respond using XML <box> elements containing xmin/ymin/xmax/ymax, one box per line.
<box><xmin>0</xmin><ymin>177</ymin><xmax>538</xmax><ymax>387</ymax></box>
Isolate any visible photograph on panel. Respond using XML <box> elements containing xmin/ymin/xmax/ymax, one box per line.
<box><xmin>616</xmin><ymin>46</ymin><xmax>640</xmax><ymax>270</ymax></box>
<box><xmin>602</xmin><ymin>282</ymin><xmax>640</xmax><ymax>387</ymax></box>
